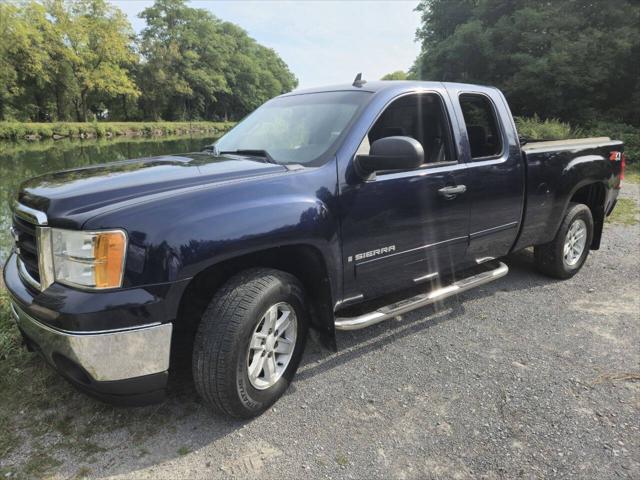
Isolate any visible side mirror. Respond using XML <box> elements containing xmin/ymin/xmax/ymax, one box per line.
<box><xmin>355</xmin><ymin>136</ymin><xmax>424</xmax><ymax>178</ymax></box>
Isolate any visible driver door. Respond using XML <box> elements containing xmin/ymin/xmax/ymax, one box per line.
<box><xmin>339</xmin><ymin>92</ymin><xmax>470</xmax><ymax>300</ymax></box>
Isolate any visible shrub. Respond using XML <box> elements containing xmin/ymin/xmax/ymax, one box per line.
<box><xmin>583</xmin><ymin>121</ymin><xmax>639</xmax><ymax>164</ymax></box>
<box><xmin>514</xmin><ymin>115</ymin><xmax>574</xmax><ymax>141</ymax></box>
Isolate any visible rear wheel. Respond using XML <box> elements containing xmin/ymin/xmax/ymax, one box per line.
<box><xmin>192</xmin><ymin>268</ymin><xmax>308</xmax><ymax>418</ymax></box>
<box><xmin>534</xmin><ymin>202</ymin><xmax>594</xmax><ymax>279</ymax></box>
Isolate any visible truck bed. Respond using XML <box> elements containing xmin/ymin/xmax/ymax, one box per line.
<box><xmin>514</xmin><ymin>136</ymin><xmax>624</xmax><ymax>252</ymax></box>
<box><xmin>522</xmin><ymin>137</ymin><xmax>612</xmax><ymax>153</ymax></box>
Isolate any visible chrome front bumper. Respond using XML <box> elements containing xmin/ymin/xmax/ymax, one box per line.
<box><xmin>11</xmin><ymin>302</ymin><xmax>172</xmax><ymax>382</ymax></box>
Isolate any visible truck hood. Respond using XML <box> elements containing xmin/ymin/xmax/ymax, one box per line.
<box><xmin>18</xmin><ymin>153</ymin><xmax>287</xmax><ymax>224</ymax></box>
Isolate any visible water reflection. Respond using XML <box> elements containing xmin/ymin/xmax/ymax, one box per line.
<box><xmin>0</xmin><ymin>135</ymin><xmax>220</xmax><ymax>264</ymax></box>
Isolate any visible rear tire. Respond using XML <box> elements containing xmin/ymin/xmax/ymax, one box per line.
<box><xmin>192</xmin><ymin>268</ymin><xmax>308</xmax><ymax>418</ymax></box>
<box><xmin>534</xmin><ymin>202</ymin><xmax>593</xmax><ymax>279</ymax></box>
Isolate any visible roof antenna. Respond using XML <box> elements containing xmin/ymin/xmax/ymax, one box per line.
<box><xmin>352</xmin><ymin>73</ymin><xmax>366</xmax><ymax>87</ymax></box>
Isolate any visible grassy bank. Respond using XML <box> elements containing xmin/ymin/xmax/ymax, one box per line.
<box><xmin>0</xmin><ymin>132</ymin><xmax>222</xmax><ymax>159</ymax></box>
<box><xmin>0</xmin><ymin>121</ymin><xmax>234</xmax><ymax>142</ymax></box>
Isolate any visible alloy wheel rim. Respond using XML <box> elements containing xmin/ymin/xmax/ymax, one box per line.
<box><xmin>246</xmin><ymin>302</ymin><xmax>297</xmax><ymax>390</ymax></box>
<box><xmin>563</xmin><ymin>219</ymin><xmax>587</xmax><ymax>267</ymax></box>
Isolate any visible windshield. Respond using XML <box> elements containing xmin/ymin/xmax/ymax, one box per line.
<box><xmin>214</xmin><ymin>91</ymin><xmax>371</xmax><ymax>165</ymax></box>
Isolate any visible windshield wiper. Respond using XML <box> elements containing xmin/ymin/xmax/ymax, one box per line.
<box><xmin>219</xmin><ymin>149</ymin><xmax>277</xmax><ymax>164</ymax></box>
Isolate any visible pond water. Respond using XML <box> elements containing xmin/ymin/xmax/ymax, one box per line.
<box><xmin>0</xmin><ymin>134</ymin><xmax>220</xmax><ymax>264</ymax></box>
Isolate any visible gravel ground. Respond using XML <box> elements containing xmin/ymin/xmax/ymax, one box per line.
<box><xmin>2</xmin><ymin>185</ymin><xmax>639</xmax><ymax>480</ymax></box>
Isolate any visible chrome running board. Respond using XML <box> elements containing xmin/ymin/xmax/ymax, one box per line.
<box><xmin>335</xmin><ymin>261</ymin><xmax>508</xmax><ymax>331</ymax></box>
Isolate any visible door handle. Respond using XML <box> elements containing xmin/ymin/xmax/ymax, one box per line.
<box><xmin>438</xmin><ymin>185</ymin><xmax>467</xmax><ymax>198</ymax></box>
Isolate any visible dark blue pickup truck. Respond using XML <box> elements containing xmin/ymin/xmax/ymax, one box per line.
<box><xmin>4</xmin><ymin>79</ymin><xmax>626</xmax><ymax>418</ymax></box>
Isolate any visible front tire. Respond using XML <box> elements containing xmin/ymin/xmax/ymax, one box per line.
<box><xmin>534</xmin><ymin>202</ymin><xmax>594</xmax><ymax>279</ymax></box>
<box><xmin>192</xmin><ymin>268</ymin><xmax>308</xmax><ymax>418</ymax></box>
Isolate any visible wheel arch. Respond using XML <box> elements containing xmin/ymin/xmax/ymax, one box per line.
<box><xmin>174</xmin><ymin>244</ymin><xmax>336</xmax><ymax>348</ymax></box>
<box><xmin>565</xmin><ymin>181</ymin><xmax>606</xmax><ymax>250</ymax></box>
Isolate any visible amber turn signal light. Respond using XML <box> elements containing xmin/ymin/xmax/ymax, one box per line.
<box><xmin>94</xmin><ymin>231</ymin><xmax>127</xmax><ymax>288</ymax></box>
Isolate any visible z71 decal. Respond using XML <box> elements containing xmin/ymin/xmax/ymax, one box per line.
<box><xmin>348</xmin><ymin>245</ymin><xmax>396</xmax><ymax>263</ymax></box>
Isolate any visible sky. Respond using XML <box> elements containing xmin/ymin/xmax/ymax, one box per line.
<box><xmin>110</xmin><ymin>0</ymin><xmax>422</xmax><ymax>90</ymax></box>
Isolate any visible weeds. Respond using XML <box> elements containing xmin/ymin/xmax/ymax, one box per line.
<box><xmin>177</xmin><ymin>446</ymin><xmax>191</xmax><ymax>456</ymax></box>
<box><xmin>335</xmin><ymin>452</ymin><xmax>349</xmax><ymax>467</ymax></box>
<box><xmin>75</xmin><ymin>466</ymin><xmax>92</xmax><ymax>479</ymax></box>
<box><xmin>22</xmin><ymin>450</ymin><xmax>62</xmax><ymax>477</ymax></box>
<box><xmin>593</xmin><ymin>372</ymin><xmax>640</xmax><ymax>384</ymax></box>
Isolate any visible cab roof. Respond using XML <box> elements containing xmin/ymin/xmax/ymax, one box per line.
<box><xmin>281</xmin><ymin>80</ymin><xmax>497</xmax><ymax>97</ymax></box>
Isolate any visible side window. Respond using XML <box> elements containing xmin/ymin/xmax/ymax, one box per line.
<box><xmin>459</xmin><ymin>94</ymin><xmax>503</xmax><ymax>159</ymax></box>
<box><xmin>360</xmin><ymin>93</ymin><xmax>455</xmax><ymax>166</ymax></box>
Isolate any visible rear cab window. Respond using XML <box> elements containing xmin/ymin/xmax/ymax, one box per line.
<box><xmin>459</xmin><ymin>94</ymin><xmax>503</xmax><ymax>159</ymax></box>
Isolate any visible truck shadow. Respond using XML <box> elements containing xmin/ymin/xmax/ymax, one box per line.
<box><xmin>166</xmin><ymin>250</ymin><xmax>557</xmax><ymax>412</ymax></box>
<box><xmin>296</xmin><ymin>249</ymin><xmax>559</xmax><ymax>382</ymax></box>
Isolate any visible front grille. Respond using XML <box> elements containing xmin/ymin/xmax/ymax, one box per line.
<box><xmin>13</xmin><ymin>213</ymin><xmax>40</xmax><ymax>283</ymax></box>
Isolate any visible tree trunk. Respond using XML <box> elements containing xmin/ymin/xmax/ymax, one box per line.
<box><xmin>74</xmin><ymin>97</ymin><xmax>82</xmax><ymax>122</ymax></box>
<box><xmin>55</xmin><ymin>85</ymin><xmax>64</xmax><ymax>121</ymax></box>
<box><xmin>80</xmin><ymin>91</ymin><xmax>88</xmax><ymax>122</ymax></box>
<box><xmin>121</xmin><ymin>95</ymin><xmax>129</xmax><ymax>121</ymax></box>
<box><xmin>34</xmin><ymin>92</ymin><xmax>46</xmax><ymax>122</ymax></box>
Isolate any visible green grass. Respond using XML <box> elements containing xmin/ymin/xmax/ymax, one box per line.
<box><xmin>624</xmin><ymin>163</ymin><xmax>640</xmax><ymax>184</ymax></box>
<box><xmin>177</xmin><ymin>446</ymin><xmax>191</xmax><ymax>456</ymax></box>
<box><xmin>607</xmin><ymin>198</ymin><xmax>639</xmax><ymax>226</ymax></box>
<box><xmin>22</xmin><ymin>448</ymin><xmax>62</xmax><ymax>477</ymax></box>
<box><xmin>78</xmin><ymin>441</ymin><xmax>108</xmax><ymax>455</ymax></box>
<box><xmin>75</xmin><ymin>466</ymin><xmax>92</xmax><ymax>479</ymax></box>
<box><xmin>0</xmin><ymin>414</ymin><xmax>21</xmax><ymax>459</ymax></box>
<box><xmin>0</xmin><ymin>121</ymin><xmax>234</xmax><ymax>141</ymax></box>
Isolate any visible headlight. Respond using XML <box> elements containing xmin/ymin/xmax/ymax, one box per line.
<box><xmin>50</xmin><ymin>228</ymin><xmax>127</xmax><ymax>289</ymax></box>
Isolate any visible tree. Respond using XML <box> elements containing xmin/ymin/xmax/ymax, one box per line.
<box><xmin>413</xmin><ymin>0</ymin><xmax>640</xmax><ymax>126</ymax></box>
<box><xmin>0</xmin><ymin>0</ymin><xmax>297</xmax><ymax>122</ymax></box>
<box><xmin>138</xmin><ymin>0</ymin><xmax>297</xmax><ymax>121</ymax></box>
<box><xmin>0</xmin><ymin>2</ymin><xmax>58</xmax><ymax>120</ymax></box>
<box><xmin>137</xmin><ymin>0</ymin><xmax>227</xmax><ymax>120</ymax></box>
<box><xmin>381</xmin><ymin>71</ymin><xmax>408</xmax><ymax>80</ymax></box>
<box><xmin>47</xmin><ymin>0</ymin><xmax>139</xmax><ymax>121</ymax></box>
<box><xmin>0</xmin><ymin>3</ymin><xmax>27</xmax><ymax>120</ymax></box>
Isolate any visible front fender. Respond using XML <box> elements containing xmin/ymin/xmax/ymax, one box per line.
<box><xmin>84</xmin><ymin>164</ymin><xmax>342</xmax><ymax>297</ymax></box>
<box><xmin>171</xmin><ymin>194</ymin><xmax>340</xmax><ymax>281</ymax></box>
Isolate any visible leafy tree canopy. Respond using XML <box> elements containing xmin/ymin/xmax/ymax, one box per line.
<box><xmin>0</xmin><ymin>0</ymin><xmax>297</xmax><ymax>122</ymax></box>
<box><xmin>413</xmin><ymin>0</ymin><xmax>640</xmax><ymax>126</ymax></box>
<box><xmin>381</xmin><ymin>71</ymin><xmax>409</xmax><ymax>80</ymax></box>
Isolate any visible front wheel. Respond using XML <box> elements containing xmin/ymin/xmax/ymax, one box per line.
<box><xmin>192</xmin><ymin>268</ymin><xmax>308</xmax><ymax>418</ymax></box>
<box><xmin>534</xmin><ymin>202</ymin><xmax>594</xmax><ymax>279</ymax></box>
